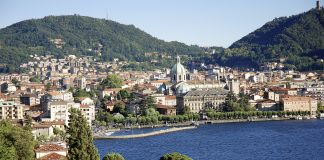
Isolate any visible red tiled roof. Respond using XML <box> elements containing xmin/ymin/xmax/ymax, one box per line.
<box><xmin>32</xmin><ymin>124</ymin><xmax>52</xmax><ymax>129</ymax></box>
<box><xmin>256</xmin><ymin>99</ymin><xmax>276</xmax><ymax>103</ymax></box>
<box><xmin>103</xmin><ymin>88</ymin><xmax>122</xmax><ymax>92</ymax></box>
<box><xmin>165</xmin><ymin>95</ymin><xmax>176</xmax><ymax>100</ymax></box>
<box><xmin>150</xmin><ymin>80</ymin><xmax>169</xmax><ymax>83</ymax></box>
<box><xmin>35</xmin><ymin>144</ymin><xmax>66</xmax><ymax>152</ymax></box>
<box><xmin>41</xmin><ymin>120</ymin><xmax>65</xmax><ymax>126</ymax></box>
<box><xmin>270</xmin><ymin>87</ymin><xmax>297</xmax><ymax>91</ymax></box>
<box><xmin>281</xmin><ymin>96</ymin><xmax>314</xmax><ymax>102</ymax></box>
<box><xmin>38</xmin><ymin>153</ymin><xmax>67</xmax><ymax>160</ymax></box>
<box><xmin>80</xmin><ymin>104</ymin><xmax>90</xmax><ymax>108</ymax></box>
<box><xmin>156</xmin><ymin>104</ymin><xmax>176</xmax><ymax>109</ymax></box>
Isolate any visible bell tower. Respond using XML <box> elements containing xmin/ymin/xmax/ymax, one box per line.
<box><xmin>317</xmin><ymin>0</ymin><xmax>321</xmax><ymax>10</ymax></box>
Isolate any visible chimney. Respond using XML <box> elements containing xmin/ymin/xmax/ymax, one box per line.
<box><xmin>317</xmin><ymin>0</ymin><xmax>320</xmax><ymax>10</ymax></box>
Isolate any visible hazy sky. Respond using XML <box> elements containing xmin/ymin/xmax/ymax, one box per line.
<box><xmin>0</xmin><ymin>0</ymin><xmax>316</xmax><ymax>47</ymax></box>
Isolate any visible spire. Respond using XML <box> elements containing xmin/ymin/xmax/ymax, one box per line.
<box><xmin>176</xmin><ymin>55</ymin><xmax>181</xmax><ymax>64</ymax></box>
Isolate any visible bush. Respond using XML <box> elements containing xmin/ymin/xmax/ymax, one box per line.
<box><xmin>160</xmin><ymin>152</ymin><xmax>192</xmax><ymax>160</ymax></box>
<box><xmin>103</xmin><ymin>152</ymin><xmax>125</xmax><ymax>160</ymax></box>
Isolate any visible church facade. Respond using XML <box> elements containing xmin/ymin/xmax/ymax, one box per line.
<box><xmin>164</xmin><ymin>55</ymin><xmax>234</xmax><ymax>113</ymax></box>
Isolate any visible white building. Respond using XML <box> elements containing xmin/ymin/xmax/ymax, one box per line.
<box><xmin>170</xmin><ymin>56</ymin><xmax>189</xmax><ymax>83</ymax></box>
<box><xmin>41</xmin><ymin>91</ymin><xmax>74</xmax><ymax>111</ymax></box>
<box><xmin>35</xmin><ymin>144</ymin><xmax>67</xmax><ymax>159</ymax></box>
<box><xmin>0</xmin><ymin>101</ymin><xmax>24</xmax><ymax>120</ymax></box>
<box><xmin>45</xmin><ymin>100</ymin><xmax>94</xmax><ymax>127</ymax></box>
<box><xmin>77</xmin><ymin>77</ymin><xmax>86</xmax><ymax>89</ymax></box>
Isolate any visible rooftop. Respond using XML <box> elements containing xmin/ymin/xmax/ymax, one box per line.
<box><xmin>35</xmin><ymin>144</ymin><xmax>66</xmax><ymax>152</ymax></box>
<box><xmin>184</xmin><ymin>88</ymin><xmax>229</xmax><ymax>97</ymax></box>
<box><xmin>38</xmin><ymin>153</ymin><xmax>67</xmax><ymax>160</ymax></box>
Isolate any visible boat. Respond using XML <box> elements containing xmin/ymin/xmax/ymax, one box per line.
<box><xmin>104</xmin><ymin>131</ymin><xmax>115</xmax><ymax>136</ymax></box>
<box><xmin>296</xmin><ymin>116</ymin><xmax>303</xmax><ymax>120</ymax></box>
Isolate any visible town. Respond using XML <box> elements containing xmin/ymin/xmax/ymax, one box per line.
<box><xmin>1</xmin><ymin>52</ymin><xmax>324</xmax><ymax>159</ymax></box>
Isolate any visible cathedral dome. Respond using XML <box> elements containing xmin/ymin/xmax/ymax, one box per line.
<box><xmin>171</xmin><ymin>62</ymin><xmax>186</xmax><ymax>75</ymax></box>
<box><xmin>170</xmin><ymin>56</ymin><xmax>187</xmax><ymax>83</ymax></box>
<box><xmin>176</xmin><ymin>82</ymin><xmax>190</xmax><ymax>94</ymax></box>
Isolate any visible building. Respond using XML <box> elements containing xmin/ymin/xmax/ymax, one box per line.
<box><xmin>167</xmin><ymin>56</ymin><xmax>227</xmax><ymax>96</ymax></box>
<box><xmin>41</xmin><ymin>91</ymin><xmax>74</xmax><ymax>111</ymax></box>
<box><xmin>264</xmin><ymin>91</ymin><xmax>280</xmax><ymax>102</ymax></box>
<box><xmin>270</xmin><ymin>87</ymin><xmax>298</xmax><ymax>96</ymax></box>
<box><xmin>177</xmin><ymin>88</ymin><xmax>229</xmax><ymax>113</ymax></box>
<box><xmin>44</xmin><ymin>100</ymin><xmax>94</xmax><ymax>126</ymax></box>
<box><xmin>80</xmin><ymin>104</ymin><xmax>95</xmax><ymax>125</ymax></box>
<box><xmin>76</xmin><ymin>77</ymin><xmax>86</xmax><ymax>89</ymax></box>
<box><xmin>228</xmin><ymin>79</ymin><xmax>240</xmax><ymax>95</ymax></box>
<box><xmin>0</xmin><ymin>101</ymin><xmax>24</xmax><ymax>120</ymax></box>
<box><xmin>35</xmin><ymin>144</ymin><xmax>67</xmax><ymax>160</ymax></box>
<box><xmin>32</xmin><ymin>124</ymin><xmax>54</xmax><ymax>139</ymax></box>
<box><xmin>170</xmin><ymin>56</ymin><xmax>189</xmax><ymax>83</ymax></box>
<box><xmin>156</xmin><ymin>104</ymin><xmax>176</xmax><ymax>115</ymax></box>
<box><xmin>32</xmin><ymin>120</ymin><xmax>66</xmax><ymax>139</ymax></box>
<box><xmin>20</xmin><ymin>93</ymin><xmax>39</xmax><ymax>106</ymax></box>
<box><xmin>256</xmin><ymin>99</ymin><xmax>278</xmax><ymax>111</ymax></box>
<box><xmin>280</xmin><ymin>96</ymin><xmax>317</xmax><ymax>115</ymax></box>
<box><xmin>100</xmin><ymin>88</ymin><xmax>122</xmax><ymax>99</ymax></box>
<box><xmin>1</xmin><ymin>82</ymin><xmax>16</xmax><ymax>93</ymax></box>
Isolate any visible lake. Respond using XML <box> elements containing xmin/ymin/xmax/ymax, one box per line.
<box><xmin>95</xmin><ymin>120</ymin><xmax>324</xmax><ymax>160</ymax></box>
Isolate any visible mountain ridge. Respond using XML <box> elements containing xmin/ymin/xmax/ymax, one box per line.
<box><xmin>0</xmin><ymin>15</ymin><xmax>204</xmax><ymax>72</ymax></box>
<box><xmin>214</xmin><ymin>8</ymin><xmax>324</xmax><ymax>71</ymax></box>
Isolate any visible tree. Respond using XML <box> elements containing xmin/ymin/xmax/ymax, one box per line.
<box><xmin>73</xmin><ymin>88</ymin><xmax>91</xmax><ymax>98</ymax></box>
<box><xmin>160</xmin><ymin>152</ymin><xmax>192</xmax><ymax>160</ymax></box>
<box><xmin>11</xmin><ymin>78</ymin><xmax>20</xmax><ymax>87</ymax></box>
<box><xmin>179</xmin><ymin>106</ymin><xmax>190</xmax><ymax>115</ymax></box>
<box><xmin>45</xmin><ymin>82</ymin><xmax>52</xmax><ymax>91</ymax></box>
<box><xmin>224</xmin><ymin>92</ymin><xmax>238</xmax><ymax>112</ymax></box>
<box><xmin>0</xmin><ymin>120</ymin><xmax>36</xmax><ymax>160</ymax></box>
<box><xmin>113</xmin><ymin>102</ymin><xmax>126</xmax><ymax>115</ymax></box>
<box><xmin>100</xmin><ymin>74</ymin><xmax>123</xmax><ymax>88</ymax></box>
<box><xmin>67</xmin><ymin>108</ymin><xmax>100</xmax><ymax>160</ymax></box>
<box><xmin>139</xmin><ymin>96</ymin><xmax>156</xmax><ymax>115</ymax></box>
<box><xmin>102</xmin><ymin>152</ymin><xmax>125</xmax><ymax>160</ymax></box>
<box><xmin>317</xmin><ymin>101</ymin><xmax>324</xmax><ymax>113</ymax></box>
<box><xmin>29</xmin><ymin>76</ymin><xmax>41</xmax><ymax>82</ymax></box>
<box><xmin>118</xmin><ymin>89</ymin><xmax>130</xmax><ymax>100</ymax></box>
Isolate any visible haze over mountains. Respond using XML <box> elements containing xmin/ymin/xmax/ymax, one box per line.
<box><xmin>0</xmin><ymin>8</ymin><xmax>324</xmax><ymax>72</ymax></box>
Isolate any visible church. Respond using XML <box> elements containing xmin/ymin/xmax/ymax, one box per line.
<box><xmin>162</xmin><ymin>55</ymin><xmax>228</xmax><ymax>95</ymax></box>
<box><xmin>158</xmin><ymin>56</ymin><xmax>239</xmax><ymax>113</ymax></box>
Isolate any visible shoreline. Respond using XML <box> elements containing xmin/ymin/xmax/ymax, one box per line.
<box><xmin>93</xmin><ymin>117</ymin><xmax>303</xmax><ymax>139</ymax></box>
<box><xmin>94</xmin><ymin>126</ymin><xmax>197</xmax><ymax>139</ymax></box>
<box><xmin>202</xmin><ymin>117</ymin><xmax>291</xmax><ymax>124</ymax></box>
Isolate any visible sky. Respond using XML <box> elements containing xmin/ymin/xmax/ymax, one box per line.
<box><xmin>0</xmin><ymin>0</ymin><xmax>316</xmax><ymax>47</ymax></box>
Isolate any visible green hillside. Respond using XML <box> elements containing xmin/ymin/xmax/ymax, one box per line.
<box><xmin>213</xmin><ymin>9</ymin><xmax>324</xmax><ymax>71</ymax></box>
<box><xmin>0</xmin><ymin>15</ymin><xmax>204</xmax><ymax>72</ymax></box>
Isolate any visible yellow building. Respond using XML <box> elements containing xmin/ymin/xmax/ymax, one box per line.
<box><xmin>177</xmin><ymin>88</ymin><xmax>228</xmax><ymax>113</ymax></box>
<box><xmin>280</xmin><ymin>96</ymin><xmax>317</xmax><ymax>115</ymax></box>
<box><xmin>0</xmin><ymin>101</ymin><xmax>24</xmax><ymax>120</ymax></box>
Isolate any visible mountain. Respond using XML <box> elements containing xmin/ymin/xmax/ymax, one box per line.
<box><xmin>0</xmin><ymin>15</ymin><xmax>204</xmax><ymax>72</ymax></box>
<box><xmin>213</xmin><ymin>9</ymin><xmax>324</xmax><ymax>71</ymax></box>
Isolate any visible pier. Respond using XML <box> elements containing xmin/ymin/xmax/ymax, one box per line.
<box><xmin>94</xmin><ymin>126</ymin><xmax>197</xmax><ymax>139</ymax></box>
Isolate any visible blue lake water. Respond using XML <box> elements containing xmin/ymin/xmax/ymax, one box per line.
<box><xmin>95</xmin><ymin>120</ymin><xmax>324</xmax><ymax>160</ymax></box>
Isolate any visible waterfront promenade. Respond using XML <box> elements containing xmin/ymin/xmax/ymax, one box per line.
<box><xmin>94</xmin><ymin>126</ymin><xmax>197</xmax><ymax>139</ymax></box>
